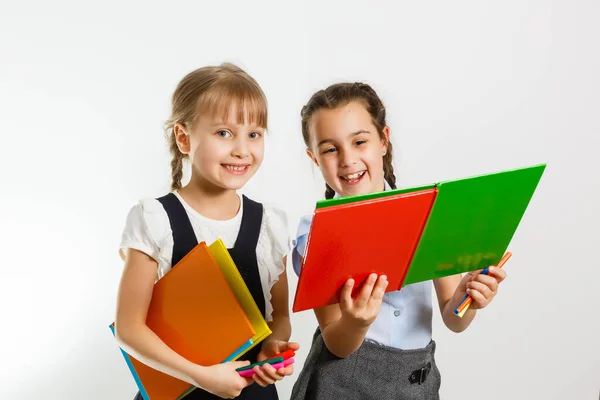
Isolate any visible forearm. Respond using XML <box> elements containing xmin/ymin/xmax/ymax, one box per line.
<box><xmin>265</xmin><ymin>315</ymin><xmax>292</xmax><ymax>343</ymax></box>
<box><xmin>115</xmin><ymin>322</ymin><xmax>207</xmax><ymax>387</ymax></box>
<box><xmin>441</xmin><ymin>293</ymin><xmax>477</xmax><ymax>333</ymax></box>
<box><xmin>321</xmin><ymin>316</ymin><xmax>369</xmax><ymax>358</ymax></box>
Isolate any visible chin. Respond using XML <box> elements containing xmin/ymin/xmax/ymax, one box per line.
<box><xmin>219</xmin><ymin>175</ymin><xmax>254</xmax><ymax>191</ymax></box>
<box><xmin>219</xmin><ymin>180</ymin><xmax>247</xmax><ymax>191</ymax></box>
<box><xmin>335</xmin><ymin>179</ymin><xmax>372</xmax><ymax>197</ymax></box>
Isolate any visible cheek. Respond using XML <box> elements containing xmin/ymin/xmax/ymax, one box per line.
<box><xmin>251</xmin><ymin>141</ymin><xmax>265</xmax><ymax>161</ymax></box>
<box><xmin>191</xmin><ymin>137</ymin><xmax>224</xmax><ymax>164</ymax></box>
<box><xmin>320</xmin><ymin>157</ymin><xmax>339</xmax><ymax>178</ymax></box>
<box><xmin>364</xmin><ymin>148</ymin><xmax>385</xmax><ymax>173</ymax></box>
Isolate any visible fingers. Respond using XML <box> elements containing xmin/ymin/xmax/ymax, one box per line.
<box><xmin>258</xmin><ymin>340</ymin><xmax>299</xmax><ymax>362</ymax></box>
<box><xmin>367</xmin><ymin>275</ymin><xmax>388</xmax><ymax>308</ymax></box>
<box><xmin>252</xmin><ymin>364</ymin><xmax>283</xmax><ymax>387</ymax></box>
<box><xmin>232</xmin><ymin>360</ymin><xmax>251</xmax><ymax>369</ymax></box>
<box><xmin>263</xmin><ymin>363</ymin><xmax>285</xmax><ymax>381</ymax></box>
<box><xmin>466</xmin><ymin>269</ymin><xmax>484</xmax><ymax>280</ymax></box>
<box><xmin>276</xmin><ymin>365</ymin><xmax>294</xmax><ymax>377</ymax></box>
<box><xmin>286</xmin><ymin>341</ymin><xmax>300</xmax><ymax>351</ymax></box>
<box><xmin>487</xmin><ymin>266</ymin><xmax>507</xmax><ymax>283</ymax></box>
<box><xmin>339</xmin><ymin>278</ymin><xmax>355</xmax><ymax>313</ymax></box>
<box><xmin>472</xmin><ymin>274</ymin><xmax>499</xmax><ymax>294</ymax></box>
<box><xmin>353</xmin><ymin>274</ymin><xmax>377</xmax><ymax>309</ymax></box>
<box><xmin>466</xmin><ymin>285</ymin><xmax>487</xmax><ymax>305</ymax></box>
<box><xmin>252</xmin><ymin>366</ymin><xmax>273</xmax><ymax>387</ymax></box>
<box><xmin>466</xmin><ymin>280</ymin><xmax>494</xmax><ymax>299</ymax></box>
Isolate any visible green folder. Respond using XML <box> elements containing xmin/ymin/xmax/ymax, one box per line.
<box><xmin>316</xmin><ymin>163</ymin><xmax>546</xmax><ymax>286</ymax></box>
<box><xmin>403</xmin><ymin>163</ymin><xmax>546</xmax><ymax>285</ymax></box>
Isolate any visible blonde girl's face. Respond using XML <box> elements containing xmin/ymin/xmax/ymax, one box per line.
<box><xmin>175</xmin><ymin>108</ymin><xmax>265</xmax><ymax>191</ymax></box>
<box><xmin>306</xmin><ymin>101</ymin><xmax>389</xmax><ymax>198</ymax></box>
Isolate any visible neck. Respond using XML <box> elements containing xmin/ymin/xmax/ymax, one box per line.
<box><xmin>177</xmin><ymin>174</ymin><xmax>240</xmax><ymax>221</ymax></box>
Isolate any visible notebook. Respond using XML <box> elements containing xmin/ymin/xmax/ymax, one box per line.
<box><xmin>292</xmin><ymin>163</ymin><xmax>546</xmax><ymax>312</ymax></box>
<box><xmin>110</xmin><ymin>241</ymin><xmax>255</xmax><ymax>400</ymax></box>
<box><xmin>293</xmin><ymin>188</ymin><xmax>437</xmax><ymax>312</ymax></box>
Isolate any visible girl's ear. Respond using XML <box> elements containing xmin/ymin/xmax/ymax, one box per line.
<box><xmin>174</xmin><ymin>123</ymin><xmax>191</xmax><ymax>155</ymax></box>
<box><xmin>381</xmin><ymin>126</ymin><xmax>391</xmax><ymax>156</ymax></box>
<box><xmin>306</xmin><ymin>148</ymin><xmax>320</xmax><ymax>168</ymax></box>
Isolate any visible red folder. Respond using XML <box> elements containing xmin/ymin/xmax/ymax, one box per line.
<box><xmin>293</xmin><ymin>188</ymin><xmax>437</xmax><ymax>312</ymax></box>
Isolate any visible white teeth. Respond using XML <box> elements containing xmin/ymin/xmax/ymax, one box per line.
<box><xmin>342</xmin><ymin>171</ymin><xmax>365</xmax><ymax>181</ymax></box>
<box><xmin>225</xmin><ymin>165</ymin><xmax>246</xmax><ymax>171</ymax></box>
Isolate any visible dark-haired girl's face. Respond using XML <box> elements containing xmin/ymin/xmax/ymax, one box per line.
<box><xmin>306</xmin><ymin>101</ymin><xmax>389</xmax><ymax>197</ymax></box>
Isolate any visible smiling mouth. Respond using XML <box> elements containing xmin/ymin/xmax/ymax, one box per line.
<box><xmin>340</xmin><ymin>171</ymin><xmax>366</xmax><ymax>184</ymax></box>
<box><xmin>222</xmin><ymin>164</ymin><xmax>250</xmax><ymax>175</ymax></box>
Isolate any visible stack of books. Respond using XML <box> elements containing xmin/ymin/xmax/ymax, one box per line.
<box><xmin>110</xmin><ymin>239</ymin><xmax>271</xmax><ymax>400</ymax></box>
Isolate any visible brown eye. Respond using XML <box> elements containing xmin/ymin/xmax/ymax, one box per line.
<box><xmin>217</xmin><ymin>130</ymin><xmax>232</xmax><ymax>138</ymax></box>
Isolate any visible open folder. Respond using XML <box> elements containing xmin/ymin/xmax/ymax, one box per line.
<box><xmin>110</xmin><ymin>239</ymin><xmax>271</xmax><ymax>400</ymax></box>
<box><xmin>292</xmin><ymin>163</ymin><xmax>546</xmax><ymax>313</ymax></box>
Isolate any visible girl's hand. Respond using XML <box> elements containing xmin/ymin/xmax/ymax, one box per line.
<box><xmin>340</xmin><ymin>273</ymin><xmax>388</xmax><ymax>328</ymax></box>
<box><xmin>252</xmin><ymin>340</ymin><xmax>300</xmax><ymax>387</ymax></box>
<box><xmin>456</xmin><ymin>266</ymin><xmax>507</xmax><ymax>310</ymax></box>
<box><xmin>188</xmin><ymin>361</ymin><xmax>253</xmax><ymax>399</ymax></box>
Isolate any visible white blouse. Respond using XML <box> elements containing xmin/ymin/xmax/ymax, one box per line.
<box><xmin>119</xmin><ymin>191</ymin><xmax>291</xmax><ymax>322</ymax></box>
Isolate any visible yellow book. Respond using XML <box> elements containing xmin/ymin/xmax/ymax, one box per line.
<box><xmin>209</xmin><ymin>239</ymin><xmax>272</xmax><ymax>358</ymax></box>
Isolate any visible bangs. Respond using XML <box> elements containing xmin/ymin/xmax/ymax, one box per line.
<box><xmin>195</xmin><ymin>78</ymin><xmax>268</xmax><ymax>128</ymax></box>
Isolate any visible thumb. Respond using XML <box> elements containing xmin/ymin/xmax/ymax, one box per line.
<box><xmin>286</xmin><ymin>341</ymin><xmax>300</xmax><ymax>351</ymax></box>
<box><xmin>232</xmin><ymin>360</ymin><xmax>251</xmax><ymax>369</ymax></box>
<box><xmin>257</xmin><ymin>351</ymin><xmax>268</xmax><ymax>362</ymax></box>
<box><xmin>339</xmin><ymin>279</ymin><xmax>354</xmax><ymax>313</ymax></box>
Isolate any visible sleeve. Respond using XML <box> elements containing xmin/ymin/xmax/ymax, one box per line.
<box><xmin>291</xmin><ymin>214</ymin><xmax>313</xmax><ymax>277</ymax></box>
<box><xmin>260</xmin><ymin>204</ymin><xmax>293</xmax><ymax>284</ymax></box>
<box><xmin>119</xmin><ymin>198</ymin><xmax>170</xmax><ymax>262</ymax></box>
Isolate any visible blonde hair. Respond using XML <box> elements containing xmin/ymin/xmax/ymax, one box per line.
<box><xmin>164</xmin><ymin>63</ymin><xmax>268</xmax><ymax>191</ymax></box>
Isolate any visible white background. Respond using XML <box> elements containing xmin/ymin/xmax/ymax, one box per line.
<box><xmin>1</xmin><ymin>0</ymin><xmax>599</xmax><ymax>399</ymax></box>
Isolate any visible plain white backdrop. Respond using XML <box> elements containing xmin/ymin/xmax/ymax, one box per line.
<box><xmin>1</xmin><ymin>0</ymin><xmax>599</xmax><ymax>399</ymax></box>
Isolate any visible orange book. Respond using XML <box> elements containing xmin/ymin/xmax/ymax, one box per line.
<box><xmin>110</xmin><ymin>241</ymin><xmax>255</xmax><ymax>400</ymax></box>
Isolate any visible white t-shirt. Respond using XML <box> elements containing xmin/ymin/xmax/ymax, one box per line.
<box><xmin>119</xmin><ymin>191</ymin><xmax>291</xmax><ymax>322</ymax></box>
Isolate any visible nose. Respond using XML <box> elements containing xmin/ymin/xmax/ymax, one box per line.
<box><xmin>339</xmin><ymin>148</ymin><xmax>357</xmax><ymax>168</ymax></box>
<box><xmin>231</xmin><ymin>135</ymin><xmax>249</xmax><ymax>159</ymax></box>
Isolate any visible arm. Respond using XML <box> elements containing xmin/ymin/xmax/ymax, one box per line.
<box><xmin>434</xmin><ymin>275</ymin><xmax>476</xmax><ymax>333</ymax></box>
<box><xmin>309</xmin><ymin>255</ymin><xmax>388</xmax><ymax>358</ymax></box>
<box><xmin>253</xmin><ymin>256</ymin><xmax>300</xmax><ymax>386</ymax></box>
<box><xmin>314</xmin><ymin>303</ymin><xmax>370</xmax><ymax>358</ymax></box>
<box><xmin>264</xmin><ymin>256</ymin><xmax>292</xmax><ymax>343</ymax></box>
<box><xmin>115</xmin><ymin>248</ymin><xmax>251</xmax><ymax>397</ymax></box>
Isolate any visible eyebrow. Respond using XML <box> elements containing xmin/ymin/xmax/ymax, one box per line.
<box><xmin>317</xmin><ymin>130</ymin><xmax>371</xmax><ymax>147</ymax></box>
<box><xmin>210</xmin><ymin>122</ymin><xmax>263</xmax><ymax>130</ymax></box>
